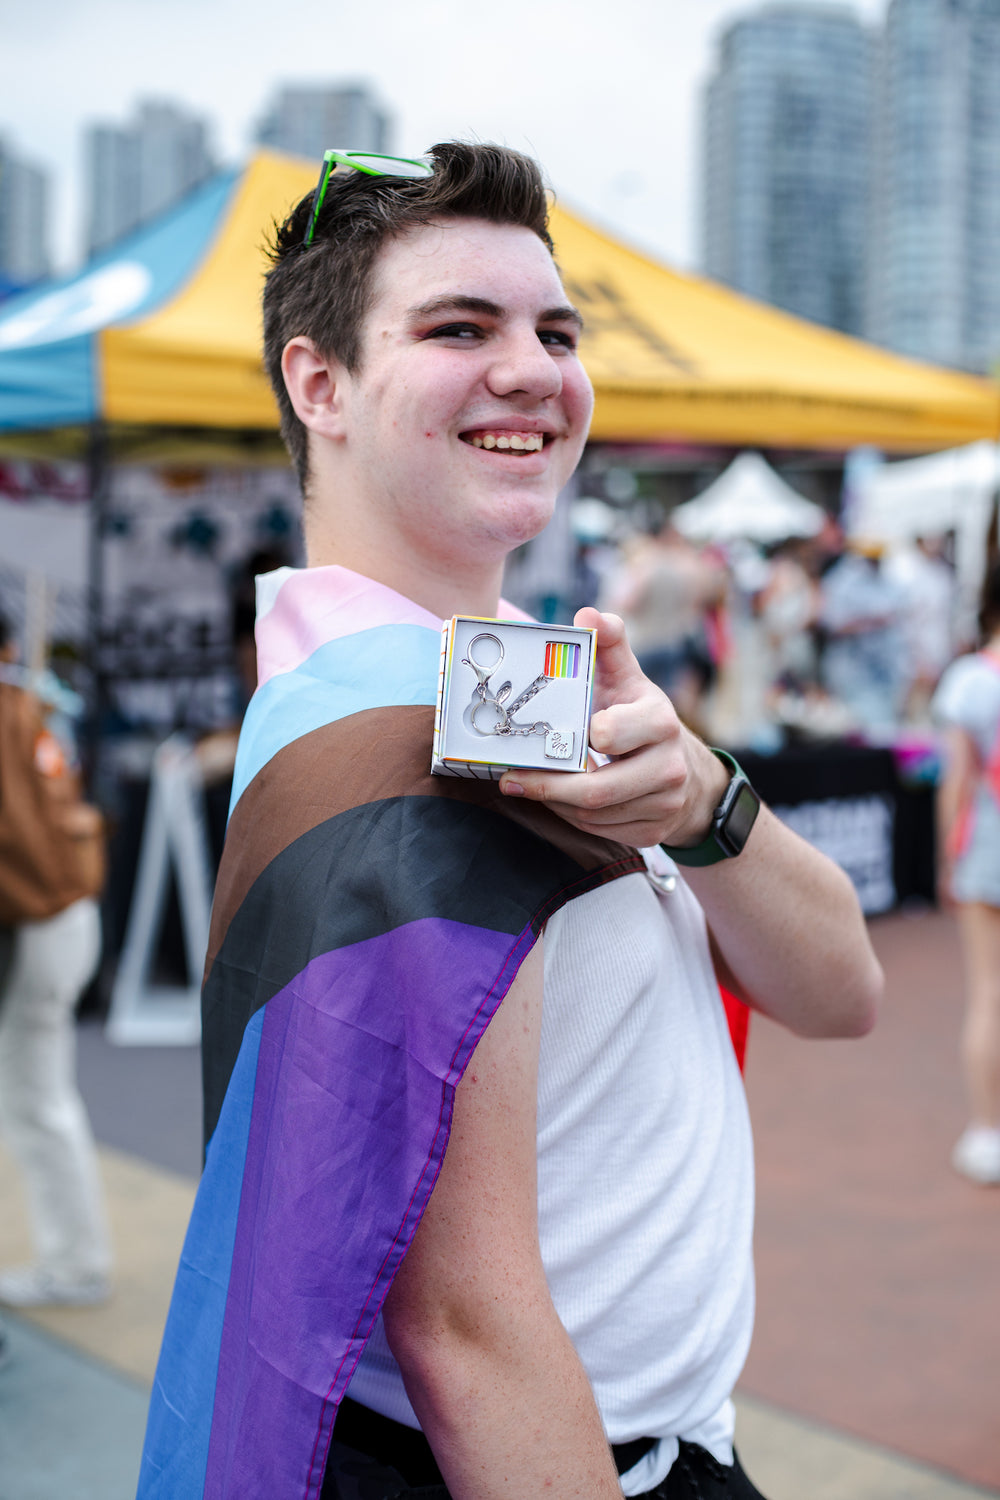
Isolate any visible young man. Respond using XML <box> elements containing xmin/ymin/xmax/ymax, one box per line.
<box><xmin>138</xmin><ymin>143</ymin><xmax>882</xmax><ymax>1500</ymax></box>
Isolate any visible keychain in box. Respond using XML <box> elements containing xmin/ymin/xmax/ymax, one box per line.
<box><xmin>431</xmin><ymin>615</ymin><xmax>597</xmax><ymax>779</ymax></box>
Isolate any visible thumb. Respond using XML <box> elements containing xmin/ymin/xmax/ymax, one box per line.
<box><xmin>574</xmin><ymin>608</ymin><xmax>645</xmax><ymax>706</ymax></box>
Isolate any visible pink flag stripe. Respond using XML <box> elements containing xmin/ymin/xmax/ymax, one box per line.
<box><xmin>255</xmin><ymin>567</ymin><xmax>440</xmax><ymax>686</ymax></box>
<box><xmin>255</xmin><ymin>566</ymin><xmax>532</xmax><ymax>687</ymax></box>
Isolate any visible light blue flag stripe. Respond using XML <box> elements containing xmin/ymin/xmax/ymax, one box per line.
<box><xmin>230</xmin><ymin>623</ymin><xmax>441</xmax><ymax>814</ymax></box>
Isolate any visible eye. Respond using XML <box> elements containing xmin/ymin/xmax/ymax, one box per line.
<box><xmin>424</xmin><ymin>322</ymin><xmax>485</xmax><ymax>342</ymax></box>
<box><xmin>538</xmin><ymin>328</ymin><xmax>578</xmax><ymax>352</ymax></box>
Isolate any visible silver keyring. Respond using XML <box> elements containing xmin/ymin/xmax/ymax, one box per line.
<box><xmin>471</xmin><ymin>699</ymin><xmax>508</xmax><ymax>736</ymax></box>
<box><xmin>463</xmin><ymin>632</ymin><xmax>504</xmax><ymax>680</ymax></box>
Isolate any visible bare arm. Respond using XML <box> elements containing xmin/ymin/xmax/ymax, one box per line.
<box><xmin>499</xmin><ymin>610</ymin><xmax>882</xmax><ymax>1040</ymax></box>
<box><xmin>382</xmin><ymin>940</ymin><xmax>623</xmax><ymax>1500</ymax></box>
<box><xmin>683</xmin><ymin>800</ymin><xmax>880</xmax><ymax>1037</ymax></box>
<box><xmin>936</xmin><ymin>725</ymin><xmax>978</xmax><ymax>903</ymax></box>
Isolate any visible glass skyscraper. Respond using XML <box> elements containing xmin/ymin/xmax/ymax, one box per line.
<box><xmin>701</xmin><ymin>3</ymin><xmax>872</xmax><ymax>336</ymax></box>
<box><xmin>85</xmin><ymin>101</ymin><xmax>216</xmax><ymax>259</ymax></box>
<box><xmin>254</xmin><ymin>85</ymin><xmax>390</xmax><ymax>163</ymax></box>
<box><xmin>867</xmin><ymin>0</ymin><xmax>1000</xmax><ymax>373</ymax></box>
<box><xmin>0</xmin><ymin>137</ymin><xmax>49</xmax><ymax>286</ymax></box>
<box><xmin>702</xmin><ymin>0</ymin><xmax>1000</xmax><ymax>373</ymax></box>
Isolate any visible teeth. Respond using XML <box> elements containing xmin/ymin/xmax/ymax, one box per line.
<box><xmin>466</xmin><ymin>432</ymin><xmax>544</xmax><ymax>452</ymax></box>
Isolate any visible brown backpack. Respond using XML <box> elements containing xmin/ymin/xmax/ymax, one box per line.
<box><xmin>0</xmin><ymin>681</ymin><xmax>106</xmax><ymax>925</ymax></box>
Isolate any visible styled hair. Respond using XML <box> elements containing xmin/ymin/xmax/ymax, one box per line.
<box><xmin>979</xmin><ymin>558</ymin><xmax>1000</xmax><ymax>641</ymax></box>
<box><xmin>262</xmin><ymin>141</ymin><xmax>554</xmax><ymax>491</ymax></box>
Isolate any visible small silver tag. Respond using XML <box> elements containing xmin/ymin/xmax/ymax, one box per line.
<box><xmin>544</xmin><ymin>729</ymin><xmax>574</xmax><ymax>761</ymax></box>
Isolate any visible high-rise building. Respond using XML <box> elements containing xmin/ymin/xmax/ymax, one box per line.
<box><xmin>700</xmin><ymin>3</ymin><xmax>872</xmax><ymax>336</ymax></box>
<box><xmin>85</xmin><ymin>99</ymin><xmax>216</xmax><ymax>258</ymax></box>
<box><xmin>867</xmin><ymin>0</ymin><xmax>1000</xmax><ymax>373</ymax></box>
<box><xmin>255</xmin><ymin>83</ymin><xmax>391</xmax><ymax>161</ymax></box>
<box><xmin>0</xmin><ymin>137</ymin><xmax>50</xmax><ymax>286</ymax></box>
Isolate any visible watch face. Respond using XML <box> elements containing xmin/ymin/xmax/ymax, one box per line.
<box><xmin>720</xmin><ymin>780</ymin><xmax>760</xmax><ymax>853</ymax></box>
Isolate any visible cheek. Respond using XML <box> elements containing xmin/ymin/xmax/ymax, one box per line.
<box><xmin>570</xmin><ymin>367</ymin><xmax>595</xmax><ymax>431</ymax></box>
<box><xmin>558</xmin><ymin>369</ymin><xmax>594</xmax><ymax>470</ymax></box>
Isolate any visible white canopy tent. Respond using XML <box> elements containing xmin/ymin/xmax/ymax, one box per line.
<box><xmin>671</xmin><ymin>453</ymin><xmax>826</xmax><ymax>746</ymax></box>
<box><xmin>672</xmin><ymin>452</ymin><xmax>826</xmax><ymax>545</ymax></box>
<box><xmin>849</xmin><ymin>441</ymin><xmax>1000</xmax><ymax>627</ymax></box>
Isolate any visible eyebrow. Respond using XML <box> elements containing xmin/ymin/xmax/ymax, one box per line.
<box><xmin>406</xmin><ymin>293</ymin><xmax>585</xmax><ymax>332</ymax></box>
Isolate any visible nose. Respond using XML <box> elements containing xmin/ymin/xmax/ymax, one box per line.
<box><xmin>486</xmin><ymin>325</ymin><xmax>563</xmax><ymax>402</ymax></box>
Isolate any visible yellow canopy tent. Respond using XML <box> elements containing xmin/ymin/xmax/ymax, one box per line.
<box><xmin>2</xmin><ymin>149</ymin><xmax>996</xmax><ymax>451</ymax></box>
<box><xmin>553</xmin><ymin>210</ymin><xmax>1000</xmax><ymax>451</ymax></box>
<box><xmin>94</xmin><ymin>150</ymin><xmax>999</xmax><ymax>452</ymax></box>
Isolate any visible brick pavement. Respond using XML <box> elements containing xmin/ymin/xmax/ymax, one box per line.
<box><xmin>741</xmin><ymin>906</ymin><xmax>1000</xmax><ymax>1491</ymax></box>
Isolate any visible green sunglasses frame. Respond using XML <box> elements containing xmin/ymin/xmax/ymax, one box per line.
<box><xmin>302</xmin><ymin>148</ymin><xmax>435</xmax><ymax>246</ymax></box>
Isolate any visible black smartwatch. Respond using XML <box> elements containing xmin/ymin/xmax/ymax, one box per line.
<box><xmin>660</xmin><ymin>748</ymin><xmax>761</xmax><ymax>868</ymax></box>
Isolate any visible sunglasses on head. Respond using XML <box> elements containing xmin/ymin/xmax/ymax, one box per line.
<box><xmin>302</xmin><ymin>148</ymin><xmax>435</xmax><ymax>247</ymax></box>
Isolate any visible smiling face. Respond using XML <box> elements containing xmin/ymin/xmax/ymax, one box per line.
<box><xmin>307</xmin><ymin>217</ymin><xmax>594</xmax><ymax>606</ymax></box>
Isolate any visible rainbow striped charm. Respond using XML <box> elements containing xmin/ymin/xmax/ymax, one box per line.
<box><xmin>544</xmin><ymin>640</ymin><xmax>581</xmax><ymax>679</ymax></box>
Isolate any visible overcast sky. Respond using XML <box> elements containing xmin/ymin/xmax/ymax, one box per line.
<box><xmin>3</xmin><ymin>0</ymin><xmax>887</xmax><ymax>274</ymax></box>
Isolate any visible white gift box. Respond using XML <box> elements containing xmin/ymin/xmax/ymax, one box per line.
<box><xmin>431</xmin><ymin>615</ymin><xmax>596</xmax><ymax>779</ymax></box>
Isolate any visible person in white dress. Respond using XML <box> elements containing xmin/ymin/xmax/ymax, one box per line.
<box><xmin>933</xmin><ymin>562</ymin><xmax>1000</xmax><ymax>1184</ymax></box>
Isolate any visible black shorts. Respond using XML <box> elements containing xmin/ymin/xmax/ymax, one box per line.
<box><xmin>321</xmin><ymin>1399</ymin><xmax>768</xmax><ymax>1500</ymax></box>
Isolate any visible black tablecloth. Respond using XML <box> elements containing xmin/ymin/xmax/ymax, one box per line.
<box><xmin>732</xmin><ymin>741</ymin><xmax>935</xmax><ymax>913</ymax></box>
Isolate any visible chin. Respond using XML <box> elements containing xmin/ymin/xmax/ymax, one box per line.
<box><xmin>486</xmin><ymin>489</ymin><xmax>558</xmax><ymax>550</ymax></box>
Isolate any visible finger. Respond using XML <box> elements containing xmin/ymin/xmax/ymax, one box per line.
<box><xmin>501</xmin><ymin>754</ymin><xmax>684</xmax><ymax>815</ymax></box>
<box><xmin>578</xmin><ymin>818</ymin><xmax>675</xmax><ymax>847</ymax></box>
<box><xmin>531</xmin><ymin>801</ymin><xmax>675</xmax><ymax>850</ymax></box>
<box><xmin>589</xmin><ymin>694</ymin><xmax>680</xmax><ymax>759</ymax></box>
<box><xmin>574</xmin><ymin>608</ymin><xmax>647</xmax><ymax>710</ymax></box>
<box><xmin>544</xmin><ymin>789</ymin><xmax>681</xmax><ymax>828</ymax></box>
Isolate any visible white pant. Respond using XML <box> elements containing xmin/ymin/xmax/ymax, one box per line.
<box><xmin>0</xmin><ymin>898</ymin><xmax>111</xmax><ymax>1280</ymax></box>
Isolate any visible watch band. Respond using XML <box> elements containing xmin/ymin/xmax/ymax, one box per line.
<box><xmin>659</xmin><ymin>748</ymin><xmax>760</xmax><ymax>867</ymax></box>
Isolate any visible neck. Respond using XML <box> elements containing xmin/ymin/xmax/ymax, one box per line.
<box><xmin>304</xmin><ymin>513</ymin><xmax>505</xmax><ymax>620</ymax></box>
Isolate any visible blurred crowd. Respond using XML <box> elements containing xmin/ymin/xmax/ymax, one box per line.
<box><xmin>579</xmin><ymin>513</ymin><xmax>964</xmax><ymax>748</ymax></box>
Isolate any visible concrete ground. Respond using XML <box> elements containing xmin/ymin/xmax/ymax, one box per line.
<box><xmin>0</xmin><ymin>905</ymin><xmax>997</xmax><ymax>1499</ymax></box>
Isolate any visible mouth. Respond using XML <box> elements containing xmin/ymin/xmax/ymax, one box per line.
<box><xmin>459</xmin><ymin>429</ymin><xmax>549</xmax><ymax>455</ymax></box>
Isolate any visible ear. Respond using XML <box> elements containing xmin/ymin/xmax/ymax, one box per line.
<box><xmin>281</xmin><ymin>337</ymin><xmax>350</xmax><ymax>441</ymax></box>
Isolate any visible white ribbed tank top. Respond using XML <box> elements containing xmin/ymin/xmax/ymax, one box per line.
<box><xmin>348</xmin><ymin>858</ymin><xmax>755</xmax><ymax>1494</ymax></box>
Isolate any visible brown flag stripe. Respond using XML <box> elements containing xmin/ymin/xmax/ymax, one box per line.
<box><xmin>208</xmin><ymin>704</ymin><xmax>642</xmax><ymax>974</ymax></box>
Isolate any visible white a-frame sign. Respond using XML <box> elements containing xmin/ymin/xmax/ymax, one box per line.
<box><xmin>106</xmin><ymin>735</ymin><xmax>214</xmax><ymax>1046</ymax></box>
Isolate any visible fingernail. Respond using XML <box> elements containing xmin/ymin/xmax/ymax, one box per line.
<box><xmin>501</xmin><ymin>780</ymin><xmax>525</xmax><ymax>797</ymax></box>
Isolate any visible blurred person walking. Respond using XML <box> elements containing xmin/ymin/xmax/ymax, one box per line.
<box><xmin>601</xmin><ymin>519</ymin><xmax>724</xmax><ymax>731</ymax></box>
<box><xmin>933</xmin><ymin>561</ymin><xmax>1000</xmax><ymax>1185</ymax></box>
<box><xmin>886</xmin><ymin>535</ymin><xmax>958</xmax><ymax>724</ymax></box>
<box><xmin>819</xmin><ymin>539</ymin><xmax>907</xmax><ymax>732</ymax></box>
<box><xmin>757</xmin><ymin>538</ymin><xmax>822</xmax><ymax>696</ymax></box>
<box><xmin>0</xmin><ymin>609</ymin><xmax>111</xmax><ymax>1304</ymax></box>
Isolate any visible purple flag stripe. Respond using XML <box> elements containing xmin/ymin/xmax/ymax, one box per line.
<box><xmin>307</xmin><ymin>919</ymin><xmax>538</xmax><ymax>1497</ymax></box>
<box><xmin>204</xmin><ymin>916</ymin><xmax>534</xmax><ymax>1500</ymax></box>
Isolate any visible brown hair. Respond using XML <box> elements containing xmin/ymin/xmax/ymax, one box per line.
<box><xmin>979</xmin><ymin>558</ymin><xmax>1000</xmax><ymax>641</ymax></box>
<box><xmin>262</xmin><ymin>142</ymin><xmax>554</xmax><ymax>491</ymax></box>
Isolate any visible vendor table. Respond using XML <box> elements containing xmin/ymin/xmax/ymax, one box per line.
<box><xmin>731</xmin><ymin>741</ymin><xmax>936</xmax><ymax>916</ymax></box>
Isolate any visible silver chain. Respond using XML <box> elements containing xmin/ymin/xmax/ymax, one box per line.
<box><xmin>463</xmin><ymin>635</ymin><xmax>552</xmax><ymax>739</ymax></box>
